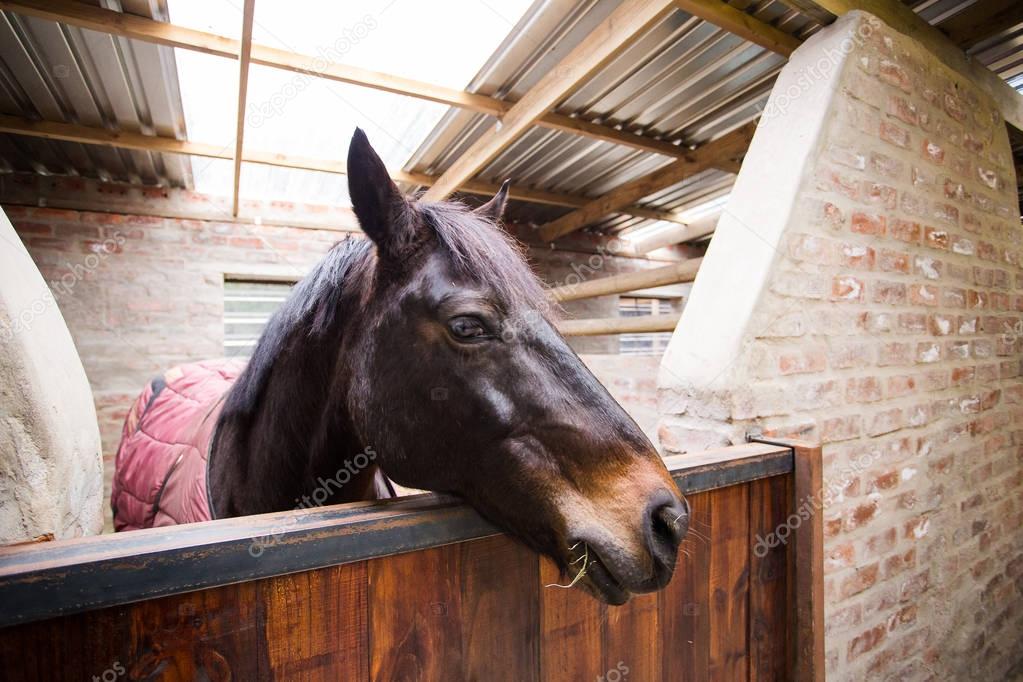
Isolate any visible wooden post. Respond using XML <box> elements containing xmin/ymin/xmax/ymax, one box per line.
<box><xmin>753</xmin><ymin>439</ymin><xmax>824</xmax><ymax>682</ymax></box>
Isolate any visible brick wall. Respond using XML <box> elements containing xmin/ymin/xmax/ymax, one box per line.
<box><xmin>3</xmin><ymin>180</ymin><xmax>679</xmax><ymax>529</ymax></box>
<box><xmin>659</xmin><ymin>12</ymin><xmax>1022</xmax><ymax>680</ymax></box>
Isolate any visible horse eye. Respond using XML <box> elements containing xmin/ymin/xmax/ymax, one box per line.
<box><xmin>448</xmin><ymin>316</ymin><xmax>489</xmax><ymax>341</ymax></box>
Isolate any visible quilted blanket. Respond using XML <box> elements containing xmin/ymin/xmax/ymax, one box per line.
<box><xmin>111</xmin><ymin>359</ymin><xmax>244</xmax><ymax>531</ymax></box>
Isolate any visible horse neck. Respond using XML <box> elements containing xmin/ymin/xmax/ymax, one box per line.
<box><xmin>210</xmin><ymin>322</ymin><xmax>382</xmax><ymax>517</ymax></box>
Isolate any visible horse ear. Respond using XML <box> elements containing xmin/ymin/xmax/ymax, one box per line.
<box><xmin>473</xmin><ymin>179</ymin><xmax>510</xmax><ymax>221</ymax></box>
<box><xmin>347</xmin><ymin>128</ymin><xmax>415</xmax><ymax>259</ymax></box>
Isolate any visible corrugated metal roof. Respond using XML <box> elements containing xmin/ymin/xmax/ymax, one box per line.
<box><xmin>0</xmin><ymin>0</ymin><xmax>191</xmax><ymax>187</ymax></box>
<box><xmin>403</xmin><ymin>0</ymin><xmax>820</xmax><ymax>235</ymax></box>
<box><xmin>405</xmin><ymin>0</ymin><xmax>1023</xmax><ymax>235</ymax></box>
<box><xmin>907</xmin><ymin>0</ymin><xmax>1023</xmax><ymax>86</ymax></box>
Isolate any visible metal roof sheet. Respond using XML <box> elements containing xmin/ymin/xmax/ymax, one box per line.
<box><xmin>0</xmin><ymin>0</ymin><xmax>191</xmax><ymax>187</ymax></box>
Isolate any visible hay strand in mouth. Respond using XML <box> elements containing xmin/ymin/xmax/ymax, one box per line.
<box><xmin>545</xmin><ymin>543</ymin><xmax>591</xmax><ymax>589</ymax></box>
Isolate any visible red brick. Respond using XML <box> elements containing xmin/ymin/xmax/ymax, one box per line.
<box><xmin>840</xmin><ymin>243</ymin><xmax>876</xmax><ymax>269</ymax></box>
<box><xmin>878</xmin><ymin>249</ymin><xmax>910</xmax><ymax>273</ymax></box>
<box><xmin>870</xmin><ymin>151</ymin><xmax>904</xmax><ymax>178</ymax></box>
<box><xmin>879</xmin><ymin>342</ymin><xmax>913</xmax><ymax>366</ymax></box>
<box><xmin>921</xmin><ymin>139</ymin><xmax>945</xmax><ymax>164</ymax></box>
<box><xmin>864</xmin><ymin>182</ymin><xmax>897</xmax><ymax>210</ymax></box>
<box><xmin>847</xmin><ymin>376</ymin><xmax>883</xmax><ymax>403</ymax></box>
<box><xmin>848</xmin><ymin>624</ymin><xmax>887</xmax><ymax>661</ymax></box>
<box><xmin>778</xmin><ymin>348</ymin><xmax>827</xmax><ymax>375</ymax></box>
<box><xmin>873</xmin><ymin>280</ymin><xmax>907</xmax><ymax>305</ymax></box>
<box><xmin>887</xmin><ymin>95</ymin><xmax>919</xmax><ymax>126</ymax></box>
<box><xmin>880</xmin><ymin>121</ymin><xmax>911</xmax><ymax>148</ymax></box>
<box><xmin>879</xmin><ymin>59</ymin><xmax>911</xmax><ymax>91</ymax></box>
<box><xmin>928</xmin><ymin>314</ymin><xmax>954</xmax><ymax>336</ymax></box>
<box><xmin>840</xmin><ymin>562</ymin><xmax>880</xmax><ymax>599</ymax></box>
<box><xmin>832</xmin><ymin>276</ymin><xmax>865</xmax><ymax>302</ymax></box>
<box><xmin>909</xmin><ymin>284</ymin><xmax>939</xmax><ymax>306</ymax></box>
<box><xmin>889</xmin><ymin>219</ymin><xmax>921</xmax><ymax>244</ymax></box>
<box><xmin>851</xmin><ymin>211</ymin><xmax>886</xmax><ymax>236</ymax></box>
<box><xmin>923</xmin><ymin>226</ymin><xmax>949</xmax><ymax>250</ymax></box>
<box><xmin>887</xmin><ymin>375</ymin><xmax>917</xmax><ymax>398</ymax></box>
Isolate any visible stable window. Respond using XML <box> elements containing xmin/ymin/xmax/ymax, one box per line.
<box><xmin>618</xmin><ymin>296</ymin><xmax>678</xmax><ymax>356</ymax></box>
<box><xmin>223</xmin><ymin>279</ymin><xmax>295</xmax><ymax>357</ymax></box>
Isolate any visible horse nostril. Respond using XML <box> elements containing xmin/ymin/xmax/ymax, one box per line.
<box><xmin>647</xmin><ymin>494</ymin><xmax>690</xmax><ymax>568</ymax></box>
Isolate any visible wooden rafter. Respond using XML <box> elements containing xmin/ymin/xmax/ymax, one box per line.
<box><xmin>231</xmin><ymin>0</ymin><xmax>255</xmax><ymax>217</ymax></box>
<box><xmin>674</xmin><ymin>0</ymin><xmax>802</xmax><ymax>56</ymax></box>
<box><xmin>0</xmin><ymin>0</ymin><xmax>693</xmax><ymax>162</ymax></box>
<box><xmin>547</xmin><ymin>258</ymin><xmax>702</xmax><ymax>301</ymax></box>
<box><xmin>0</xmin><ymin>115</ymin><xmax>688</xmax><ymax>224</ymax></box>
<box><xmin>421</xmin><ymin>0</ymin><xmax>680</xmax><ymax>201</ymax></box>
<box><xmin>538</xmin><ymin>122</ymin><xmax>756</xmax><ymax>242</ymax></box>
<box><xmin>809</xmin><ymin>0</ymin><xmax>1023</xmax><ymax>131</ymax></box>
<box><xmin>557</xmin><ymin>313</ymin><xmax>681</xmax><ymax>337</ymax></box>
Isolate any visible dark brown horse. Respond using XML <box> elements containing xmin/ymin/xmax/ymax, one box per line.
<box><xmin>118</xmin><ymin>129</ymin><xmax>689</xmax><ymax>604</ymax></box>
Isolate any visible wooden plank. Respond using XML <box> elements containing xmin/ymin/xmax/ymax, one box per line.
<box><xmin>0</xmin><ymin>0</ymin><xmax>239</xmax><ymax>57</ymax></box>
<box><xmin>811</xmin><ymin>0</ymin><xmax>1023</xmax><ymax>130</ymax></box>
<box><xmin>539</xmin><ymin>122</ymin><xmax>756</xmax><ymax>241</ymax></box>
<box><xmin>541</xmin><ymin>111</ymin><xmax>689</xmax><ymax>157</ymax></box>
<box><xmin>368</xmin><ymin>544</ymin><xmax>463</xmax><ymax>680</ymax></box>
<box><xmin>459</xmin><ymin>535</ymin><xmax>539</xmax><ymax>681</ymax></box>
<box><xmin>548</xmin><ymin>258</ymin><xmax>702</xmax><ymax>301</ymax></box>
<box><xmin>231</xmin><ymin>0</ymin><xmax>255</xmax><ymax>217</ymax></box>
<box><xmin>604</xmin><ymin>590</ymin><xmax>661</xmax><ymax>681</ymax></box>
<box><xmin>422</xmin><ymin>0</ymin><xmax>678</xmax><ymax>200</ymax></box>
<box><xmin>660</xmin><ymin>490</ymin><xmax>711</xmax><ymax>681</ymax></box>
<box><xmin>124</xmin><ymin>581</ymin><xmax>272</xmax><ymax>679</ymax></box>
<box><xmin>748</xmin><ymin>474</ymin><xmax>790</xmax><ymax>681</ymax></box>
<box><xmin>707</xmin><ymin>483</ymin><xmax>750</xmax><ymax>681</ymax></box>
<box><xmin>538</xmin><ymin>556</ymin><xmax>605</xmax><ymax>682</ymax></box>
<box><xmin>936</xmin><ymin>0</ymin><xmax>1023</xmax><ymax>49</ymax></box>
<box><xmin>0</xmin><ymin>604</ymin><xmax>131</xmax><ymax>681</ymax></box>
<box><xmin>263</xmin><ymin>563</ymin><xmax>368</xmax><ymax>681</ymax></box>
<box><xmin>674</xmin><ymin>0</ymin><xmax>802</xmax><ymax>56</ymax></box>
<box><xmin>558</xmin><ymin>312</ymin><xmax>681</xmax><ymax>336</ymax></box>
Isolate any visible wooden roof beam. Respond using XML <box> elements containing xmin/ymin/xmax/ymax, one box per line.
<box><xmin>420</xmin><ymin>0</ymin><xmax>680</xmax><ymax>201</ymax></box>
<box><xmin>230</xmin><ymin>0</ymin><xmax>255</xmax><ymax>217</ymax></box>
<box><xmin>0</xmin><ymin>115</ymin><xmax>687</xmax><ymax>224</ymax></box>
<box><xmin>0</xmin><ymin>0</ymin><xmax>693</xmax><ymax>162</ymax></box>
<box><xmin>673</xmin><ymin>0</ymin><xmax>802</xmax><ymax>57</ymax></box>
<box><xmin>547</xmin><ymin>258</ymin><xmax>702</xmax><ymax>301</ymax></box>
<box><xmin>538</xmin><ymin>121</ymin><xmax>756</xmax><ymax>242</ymax></box>
<box><xmin>557</xmin><ymin>313</ymin><xmax>681</xmax><ymax>337</ymax></box>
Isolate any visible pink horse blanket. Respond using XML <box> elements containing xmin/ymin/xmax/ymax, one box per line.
<box><xmin>111</xmin><ymin>359</ymin><xmax>245</xmax><ymax>531</ymax></box>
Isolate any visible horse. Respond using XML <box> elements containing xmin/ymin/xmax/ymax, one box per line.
<box><xmin>111</xmin><ymin>128</ymin><xmax>690</xmax><ymax>604</ymax></box>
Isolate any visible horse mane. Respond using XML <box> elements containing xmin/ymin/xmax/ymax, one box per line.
<box><xmin>221</xmin><ymin>199</ymin><xmax>550</xmax><ymax>422</ymax></box>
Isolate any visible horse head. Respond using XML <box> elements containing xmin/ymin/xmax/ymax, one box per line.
<box><xmin>343</xmin><ymin>129</ymin><xmax>689</xmax><ymax>604</ymax></box>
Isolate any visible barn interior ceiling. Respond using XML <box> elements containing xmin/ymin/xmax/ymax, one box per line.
<box><xmin>0</xmin><ymin>0</ymin><xmax>1020</xmax><ymax>249</ymax></box>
